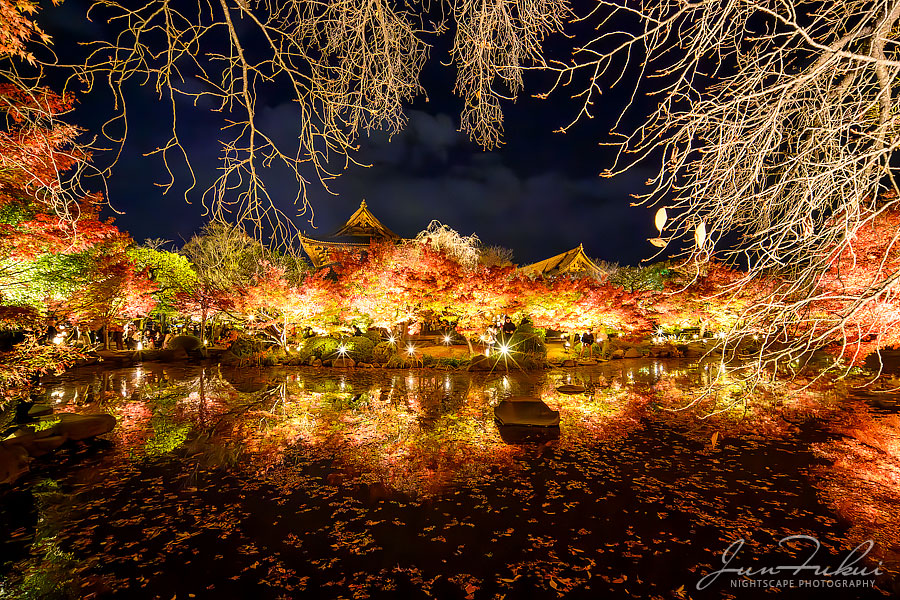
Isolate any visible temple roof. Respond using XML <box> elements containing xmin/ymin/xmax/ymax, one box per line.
<box><xmin>300</xmin><ymin>235</ymin><xmax>369</xmax><ymax>268</ymax></box>
<box><xmin>332</xmin><ymin>200</ymin><xmax>400</xmax><ymax>240</ymax></box>
<box><xmin>301</xmin><ymin>200</ymin><xmax>401</xmax><ymax>268</ymax></box>
<box><xmin>518</xmin><ymin>244</ymin><xmax>604</xmax><ymax>278</ymax></box>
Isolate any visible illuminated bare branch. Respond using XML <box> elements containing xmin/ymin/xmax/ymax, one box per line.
<box><xmin>555</xmin><ymin>0</ymin><xmax>900</xmax><ymax>383</ymax></box>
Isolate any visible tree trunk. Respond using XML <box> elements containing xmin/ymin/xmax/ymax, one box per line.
<box><xmin>200</xmin><ymin>304</ymin><xmax>208</xmax><ymax>347</ymax></box>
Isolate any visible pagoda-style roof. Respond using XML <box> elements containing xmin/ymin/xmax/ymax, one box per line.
<box><xmin>332</xmin><ymin>200</ymin><xmax>400</xmax><ymax>240</ymax></box>
<box><xmin>300</xmin><ymin>235</ymin><xmax>369</xmax><ymax>268</ymax></box>
<box><xmin>518</xmin><ymin>244</ymin><xmax>604</xmax><ymax>278</ymax></box>
<box><xmin>301</xmin><ymin>200</ymin><xmax>401</xmax><ymax>267</ymax></box>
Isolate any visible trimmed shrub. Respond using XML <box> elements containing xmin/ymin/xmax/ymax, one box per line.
<box><xmin>302</xmin><ymin>337</ymin><xmax>341</xmax><ymax>359</ymax></box>
<box><xmin>344</xmin><ymin>336</ymin><xmax>375</xmax><ymax>362</ymax></box>
<box><xmin>167</xmin><ymin>335</ymin><xmax>203</xmax><ymax>352</ymax></box>
<box><xmin>372</xmin><ymin>341</ymin><xmax>395</xmax><ymax>364</ymax></box>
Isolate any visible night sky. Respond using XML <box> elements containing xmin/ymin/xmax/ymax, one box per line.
<box><xmin>40</xmin><ymin>1</ymin><xmax>660</xmax><ymax>266</ymax></box>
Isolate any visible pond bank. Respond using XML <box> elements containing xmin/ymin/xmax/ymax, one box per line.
<box><xmin>65</xmin><ymin>336</ymin><xmax>713</xmax><ymax>373</ymax></box>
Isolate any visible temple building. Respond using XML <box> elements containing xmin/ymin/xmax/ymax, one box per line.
<box><xmin>517</xmin><ymin>243</ymin><xmax>605</xmax><ymax>279</ymax></box>
<box><xmin>301</xmin><ymin>200</ymin><xmax>604</xmax><ymax>279</ymax></box>
<box><xmin>300</xmin><ymin>200</ymin><xmax>402</xmax><ymax>268</ymax></box>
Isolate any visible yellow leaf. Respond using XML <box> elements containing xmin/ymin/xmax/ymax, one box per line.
<box><xmin>654</xmin><ymin>207</ymin><xmax>667</xmax><ymax>232</ymax></box>
<box><xmin>695</xmin><ymin>222</ymin><xmax>707</xmax><ymax>250</ymax></box>
<box><xmin>648</xmin><ymin>237</ymin><xmax>667</xmax><ymax>248</ymax></box>
<box><xmin>711</xmin><ymin>431</ymin><xmax>719</xmax><ymax>449</ymax></box>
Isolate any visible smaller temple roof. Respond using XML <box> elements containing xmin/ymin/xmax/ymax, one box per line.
<box><xmin>300</xmin><ymin>235</ymin><xmax>369</xmax><ymax>268</ymax></box>
<box><xmin>332</xmin><ymin>200</ymin><xmax>400</xmax><ymax>240</ymax></box>
<box><xmin>518</xmin><ymin>244</ymin><xmax>604</xmax><ymax>278</ymax></box>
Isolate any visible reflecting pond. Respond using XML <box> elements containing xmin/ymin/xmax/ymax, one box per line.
<box><xmin>1</xmin><ymin>360</ymin><xmax>898</xmax><ymax>599</ymax></box>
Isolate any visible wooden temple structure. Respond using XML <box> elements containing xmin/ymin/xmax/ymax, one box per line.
<box><xmin>301</xmin><ymin>200</ymin><xmax>604</xmax><ymax>278</ymax></box>
<box><xmin>517</xmin><ymin>243</ymin><xmax>604</xmax><ymax>279</ymax></box>
<box><xmin>300</xmin><ymin>200</ymin><xmax>402</xmax><ymax>268</ymax></box>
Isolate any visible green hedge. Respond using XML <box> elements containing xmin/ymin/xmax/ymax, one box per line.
<box><xmin>301</xmin><ymin>337</ymin><xmax>341</xmax><ymax>359</ymax></box>
<box><xmin>227</xmin><ymin>335</ymin><xmax>264</xmax><ymax>358</ymax></box>
<box><xmin>344</xmin><ymin>336</ymin><xmax>374</xmax><ymax>362</ymax></box>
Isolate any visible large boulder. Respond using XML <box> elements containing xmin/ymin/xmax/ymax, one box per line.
<box><xmin>0</xmin><ymin>412</ymin><xmax>117</xmax><ymax>484</ymax></box>
<box><xmin>0</xmin><ymin>443</ymin><xmax>30</xmax><ymax>484</ymax></box>
<box><xmin>332</xmin><ymin>357</ymin><xmax>356</xmax><ymax>368</ymax></box>
<box><xmin>50</xmin><ymin>413</ymin><xmax>117</xmax><ymax>440</ymax></box>
<box><xmin>624</xmin><ymin>347</ymin><xmax>643</xmax><ymax>358</ymax></box>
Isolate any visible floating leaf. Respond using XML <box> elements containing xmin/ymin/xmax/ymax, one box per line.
<box><xmin>654</xmin><ymin>207</ymin><xmax>667</xmax><ymax>232</ymax></box>
<box><xmin>695</xmin><ymin>222</ymin><xmax>707</xmax><ymax>250</ymax></box>
<box><xmin>711</xmin><ymin>431</ymin><xmax>719</xmax><ymax>449</ymax></box>
<box><xmin>648</xmin><ymin>237</ymin><xmax>668</xmax><ymax>248</ymax></box>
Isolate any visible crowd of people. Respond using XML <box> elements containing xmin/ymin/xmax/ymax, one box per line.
<box><xmin>39</xmin><ymin>317</ymin><xmax>215</xmax><ymax>352</ymax></box>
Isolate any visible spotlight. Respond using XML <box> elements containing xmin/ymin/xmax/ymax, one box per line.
<box><xmin>388</xmin><ymin>336</ymin><xmax>396</xmax><ymax>345</ymax></box>
<box><xmin>498</xmin><ymin>344</ymin><xmax>510</xmax><ymax>355</ymax></box>
<box><xmin>406</xmin><ymin>345</ymin><xmax>415</xmax><ymax>355</ymax></box>
<box><xmin>337</xmin><ymin>344</ymin><xmax>348</xmax><ymax>356</ymax></box>
<box><xmin>443</xmin><ymin>335</ymin><xmax>452</xmax><ymax>344</ymax></box>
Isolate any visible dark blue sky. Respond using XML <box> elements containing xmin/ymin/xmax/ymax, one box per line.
<box><xmin>40</xmin><ymin>1</ymin><xmax>659</xmax><ymax>266</ymax></box>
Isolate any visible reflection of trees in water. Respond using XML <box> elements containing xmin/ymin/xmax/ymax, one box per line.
<box><xmin>810</xmin><ymin>388</ymin><xmax>900</xmax><ymax>578</ymax></box>
<box><xmin>36</xmin><ymin>360</ymin><xmax>870</xmax><ymax>499</ymax></box>
<box><xmin>13</xmin><ymin>362</ymin><xmax>900</xmax><ymax>593</ymax></box>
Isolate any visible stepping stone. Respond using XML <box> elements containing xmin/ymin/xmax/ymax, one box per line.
<box><xmin>27</xmin><ymin>404</ymin><xmax>53</xmax><ymax>417</ymax></box>
<box><xmin>494</xmin><ymin>397</ymin><xmax>560</xmax><ymax>427</ymax></box>
<box><xmin>556</xmin><ymin>385</ymin><xmax>587</xmax><ymax>395</ymax></box>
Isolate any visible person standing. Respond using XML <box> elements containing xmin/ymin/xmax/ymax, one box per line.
<box><xmin>579</xmin><ymin>328</ymin><xmax>595</xmax><ymax>359</ymax></box>
<box><xmin>500</xmin><ymin>315</ymin><xmax>517</xmax><ymax>345</ymax></box>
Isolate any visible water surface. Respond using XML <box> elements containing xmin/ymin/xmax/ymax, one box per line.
<box><xmin>0</xmin><ymin>360</ymin><xmax>895</xmax><ymax>598</ymax></box>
